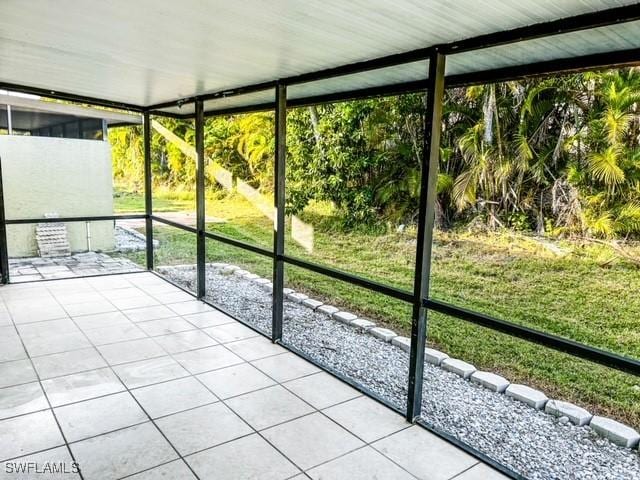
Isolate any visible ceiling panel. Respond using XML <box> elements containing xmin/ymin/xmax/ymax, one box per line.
<box><xmin>2</xmin><ymin>1</ymin><xmax>635</xmax><ymax>109</ymax></box>
<box><xmin>447</xmin><ymin>20</ymin><xmax>640</xmax><ymax>77</ymax></box>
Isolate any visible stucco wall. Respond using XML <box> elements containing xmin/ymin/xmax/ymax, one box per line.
<box><xmin>0</xmin><ymin>136</ymin><xmax>115</xmax><ymax>257</ymax></box>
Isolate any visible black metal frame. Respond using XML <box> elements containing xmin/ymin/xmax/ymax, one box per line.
<box><xmin>195</xmin><ymin>100</ymin><xmax>206</xmax><ymax>299</ymax></box>
<box><xmin>0</xmin><ymin>155</ymin><xmax>9</xmax><ymax>284</ymax></box>
<box><xmin>4</xmin><ymin>214</ymin><xmax>145</xmax><ymax>225</ymax></box>
<box><xmin>2</xmin><ymin>6</ymin><xmax>640</xmax><ymax>478</ymax></box>
<box><xmin>272</xmin><ymin>83</ymin><xmax>286</xmax><ymax>342</ymax></box>
<box><xmin>143</xmin><ymin>112</ymin><xmax>154</xmax><ymax>270</ymax></box>
<box><xmin>407</xmin><ymin>51</ymin><xmax>445</xmax><ymax>421</ymax></box>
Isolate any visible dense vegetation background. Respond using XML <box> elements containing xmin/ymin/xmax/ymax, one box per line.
<box><xmin>111</xmin><ymin>68</ymin><xmax>640</xmax><ymax>240</ymax></box>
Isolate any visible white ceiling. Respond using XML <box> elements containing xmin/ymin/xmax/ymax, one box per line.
<box><xmin>1</xmin><ymin>0</ymin><xmax>638</xmax><ymax>111</ymax></box>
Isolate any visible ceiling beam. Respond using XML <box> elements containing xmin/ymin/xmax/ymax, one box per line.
<box><xmin>0</xmin><ymin>81</ymin><xmax>144</xmax><ymax>112</ymax></box>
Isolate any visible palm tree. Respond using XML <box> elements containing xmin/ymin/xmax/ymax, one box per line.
<box><xmin>572</xmin><ymin>68</ymin><xmax>640</xmax><ymax>237</ymax></box>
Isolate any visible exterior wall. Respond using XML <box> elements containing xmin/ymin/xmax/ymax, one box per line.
<box><xmin>0</xmin><ymin>136</ymin><xmax>114</xmax><ymax>257</ymax></box>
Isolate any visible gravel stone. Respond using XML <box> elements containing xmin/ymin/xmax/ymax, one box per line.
<box><xmin>441</xmin><ymin>358</ymin><xmax>476</xmax><ymax>379</ymax></box>
<box><xmin>115</xmin><ymin>226</ymin><xmax>157</xmax><ymax>252</ymax></box>
<box><xmin>505</xmin><ymin>384</ymin><xmax>548</xmax><ymax>410</ymax></box>
<box><xmin>470</xmin><ymin>371</ymin><xmax>510</xmax><ymax>393</ymax></box>
<box><xmin>545</xmin><ymin>400</ymin><xmax>593</xmax><ymax>426</ymax></box>
<box><xmin>161</xmin><ymin>264</ymin><xmax>640</xmax><ymax>480</ymax></box>
<box><xmin>369</xmin><ymin>327</ymin><xmax>397</xmax><ymax>342</ymax></box>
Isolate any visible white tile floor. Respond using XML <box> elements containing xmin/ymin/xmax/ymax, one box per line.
<box><xmin>0</xmin><ymin>272</ymin><xmax>508</xmax><ymax>480</ymax></box>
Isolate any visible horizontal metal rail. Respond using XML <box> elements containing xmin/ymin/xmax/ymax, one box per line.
<box><xmin>203</xmin><ymin>102</ymin><xmax>275</xmax><ymax>118</ymax></box>
<box><xmin>447</xmin><ymin>47</ymin><xmax>640</xmax><ymax>88</ymax></box>
<box><xmin>205</xmin><ymin>231</ymin><xmax>414</xmax><ymax>303</ymax></box>
<box><xmin>281</xmin><ymin>254</ymin><xmax>414</xmax><ymax>303</ymax></box>
<box><xmin>203</xmin><ymin>230</ymin><xmax>273</xmax><ymax>258</ymax></box>
<box><xmin>147</xmin><ymin>81</ymin><xmax>277</xmax><ymax>112</ymax></box>
<box><xmin>5</xmin><ymin>214</ymin><xmax>146</xmax><ymax>224</ymax></box>
<box><xmin>147</xmin><ymin>110</ymin><xmax>192</xmax><ymax>120</ymax></box>
<box><xmin>150</xmin><ymin>215</ymin><xmax>198</xmax><ymax>234</ymax></box>
<box><xmin>0</xmin><ymin>80</ymin><xmax>144</xmax><ymax>112</ymax></box>
<box><xmin>198</xmin><ymin>230</ymin><xmax>640</xmax><ymax>377</ymax></box>
<box><xmin>199</xmin><ymin>80</ymin><xmax>430</xmax><ymax>119</ymax></box>
<box><xmin>425</xmin><ymin>298</ymin><xmax>640</xmax><ymax>376</ymax></box>
<box><xmin>441</xmin><ymin>4</ymin><xmax>640</xmax><ymax>55</ymax></box>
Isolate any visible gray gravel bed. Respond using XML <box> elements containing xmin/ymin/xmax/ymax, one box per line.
<box><xmin>161</xmin><ymin>265</ymin><xmax>640</xmax><ymax>480</ymax></box>
<box><xmin>114</xmin><ymin>226</ymin><xmax>147</xmax><ymax>252</ymax></box>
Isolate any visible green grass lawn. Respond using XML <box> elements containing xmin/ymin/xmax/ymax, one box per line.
<box><xmin>118</xmin><ymin>190</ymin><xmax>640</xmax><ymax>427</ymax></box>
<box><xmin>114</xmin><ymin>187</ymin><xmax>195</xmax><ymax>213</ymax></box>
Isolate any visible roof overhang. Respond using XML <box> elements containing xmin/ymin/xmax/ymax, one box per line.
<box><xmin>1</xmin><ymin>1</ymin><xmax>639</xmax><ymax>117</ymax></box>
<box><xmin>0</xmin><ymin>93</ymin><xmax>142</xmax><ymax>131</ymax></box>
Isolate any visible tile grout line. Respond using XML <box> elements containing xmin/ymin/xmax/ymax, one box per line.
<box><xmin>109</xmin><ymin>283</ymin><xmax>342</xmax><ymax>475</ymax></box>
<box><xmin>163</xmin><ymin>317</ymin><xmax>420</xmax><ymax>479</ymax></box>
<box><xmin>5</xmin><ymin>275</ymin><xmax>393</xmax><ymax>477</ymax></box>
<box><xmin>3</xmin><ymin>279</ymin><xmax>274</xmax><ymax>367</ymax></box>
<box><xmin>204</xmin><ymin>300</ymin><xmax>433</xmax><ymax>476</ymax></box>
<box><xmin>4</xmin><ymin>309</ymin><xmax>86</xmax><ymax>480</ymax></box>
<box><xmin>5</xmin><ymin>274</ymin><xmax>454</xmax><ymax>479</ymax></box>
<box><xmin>143</xmin><ymin>325</ymin><xmax>312</xmax><ymax>478</ymax></box>
<box><xmin>447</xmin><ymin>461</ymin><xmax>482</xmax><ymax>480</ymax></box>
<box><xmin>1</xmin><ymin>341</ymin><xmax>293</xmax><ymax>409</ymax></box>
<box><xmin>45</xmin><ymin>278</ymin><xmax>204</xmax><ymax>480</ymax></box>
<box><xmin>275</xmin><ymin>380</ymin><xmax>420</xmax><ymax>478</ymax></box>
<box><xmin>1</xmin><ymin>277</ymin><xmax>287</xmax><ymax>470</ymax></box>
<box><xmin>7</xmin><ymin>269</ymin><xmax>148</xmax><ymax>286</ymax></box>
<box><xmin>2</xmin><ymin>357</ymin><xmax>345</xmax><ymax>426</ymax></box>
<box><xmin>257</xmin><ymin>361</ymin><xmax>420</xmax><ymax>478</ymax></box>
<box><xmin>187</xmin><ymin>297</ymin><xmax>422</xmax><ymax>477</ymax></box>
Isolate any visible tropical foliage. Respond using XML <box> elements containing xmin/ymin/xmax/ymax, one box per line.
<box><xmin>109</xmin><ymin>67</ymin><xmax>640</xmax><ymax>238</ymax></box>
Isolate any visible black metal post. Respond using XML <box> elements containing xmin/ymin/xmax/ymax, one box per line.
<box><xmin>272</xmin><ymin>83</ymin><xmax>286</xmax><ymax>342</ymax></box>
<box><xmin>0</xmin><ymin>155</ymin><xmax>9</xmax><ymax>284</ymax></box>
<box><xmin>143</xmin><ymin>112</ymin><xmax>154</xmax><ymax>271</ymax></box>
<box><xmin>195</xmin><ymin>100</ymin><xmax>206</xmax><ymax>299</ymax></box>
<box><xmin>407</xmin><ymin>51</ymin><xmax>446</xmax><ymax>422</ymax></box>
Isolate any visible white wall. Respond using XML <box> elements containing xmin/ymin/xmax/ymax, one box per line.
<box><xmin>0</xmin><ymin>136</ymin><xmax>115</xmax><ymax>257</ymax></box>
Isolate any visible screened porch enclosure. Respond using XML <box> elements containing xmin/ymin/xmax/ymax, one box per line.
<box><xmin>1</xmin><ymin>2</ymin><xmax>640</xmax><ymax>479</ymax></box>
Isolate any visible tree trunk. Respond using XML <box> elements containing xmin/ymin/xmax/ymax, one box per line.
<box><xmin>535</xmin><ymin>191</ymin><xmax>545</xmax><ymax>235</ymax></box>
<box><xmin>308</xmin><ymin>106</ymin><xmax>324</xmax><ymax>158</ymax></box>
